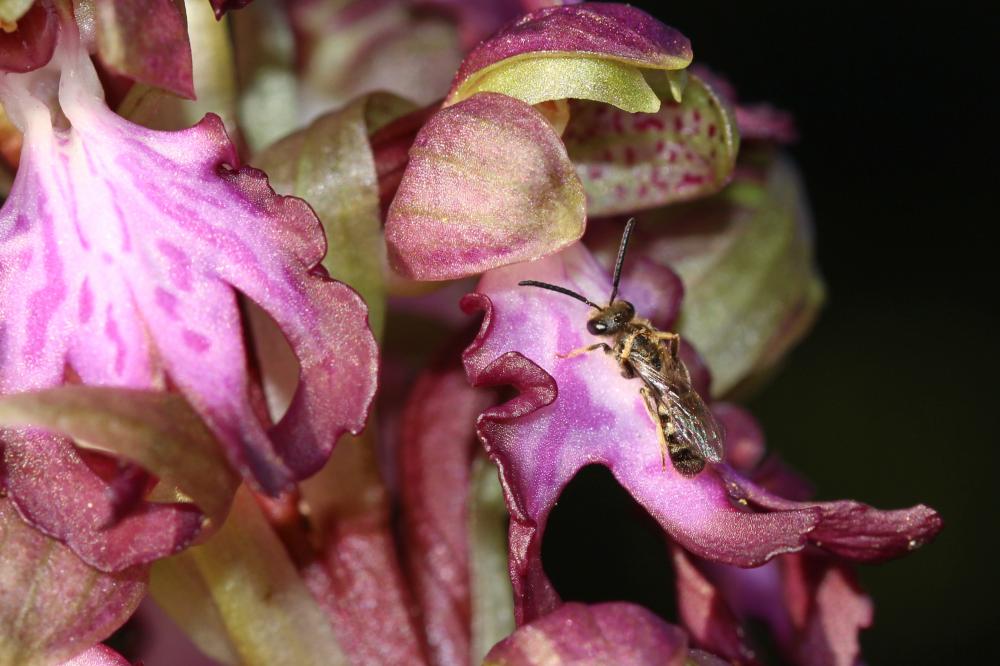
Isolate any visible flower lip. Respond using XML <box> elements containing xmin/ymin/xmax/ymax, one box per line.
<box><xmin>460</xmin><ymin>242</ymin><xmax>943</xmax><ymax>622</ymax></box>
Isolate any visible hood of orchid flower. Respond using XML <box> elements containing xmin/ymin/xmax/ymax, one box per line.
<box><xmin>460</xmin><ymin>241</ymin><xmax>941</xmax><ymax>623</ymax></box>
<box><xmin>0</xmin><ymin>25</ymin><xmax>378</xmax><ymax>569</ymax></box>
<box><xmin>384</xmin><ymin>2</ymin><xmax>741</xmax><ymax>282</ymax></box>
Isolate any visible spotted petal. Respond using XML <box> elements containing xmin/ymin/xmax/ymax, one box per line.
<box><xmin>461</xmin><ymin>242</ymin><xmax>942</xmax><ymax>622</ymax></box>
<box><xmin>564</xmin><ymin>74</ymin><xmax>739</xmax><ymax>216</ymax></box>
<box><xmin>0</xmin><ymin>37</ymin><xmax>377</xmax><ymax>494</ymax></box>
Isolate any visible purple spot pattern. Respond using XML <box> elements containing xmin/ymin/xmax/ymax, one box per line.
<box><xmin>563</xmin><ymin>75</ymin><xmax>738</xmax><ymax>216</ymax></box>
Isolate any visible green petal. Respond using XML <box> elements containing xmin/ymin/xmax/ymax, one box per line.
<box><xmin>450</xmin><ymin>55</ymin><xmax>661</xmax><ymax>114</ymax></box>
<box><xmin>659</xmin><ymin>153</ymin><xmax>824</xmax><ymax>396</ymax></box>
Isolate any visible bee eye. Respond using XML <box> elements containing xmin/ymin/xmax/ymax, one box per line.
<box><xmin>587</xmin><ymin>320</ymin><xmax>607</xmax><ymax>335</ymax></box>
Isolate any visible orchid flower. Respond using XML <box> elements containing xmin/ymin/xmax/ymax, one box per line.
<box><xmin>0</xmin><ymin>1</ymin><xmax>946</xmax><ymax>664</ymax></box>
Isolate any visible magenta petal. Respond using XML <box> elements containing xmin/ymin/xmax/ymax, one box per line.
<box><xmin>484</xmin><ymin>601</ymin><xmax>690</xmax><ymax>665</ymax></box>
<box><xmin>720</xmin><ymin>468</ymin><xmax>943</xmax><ymax>562</ymax></box>
<box><xmin>1</xmin><ymin>430</ymin><xmax>204</xmax><ymax>571</ymax></box>
<box><xmin>0</xmin><ymin>41</ymin><xmax>377</xmax><ymax>493</ymax></box>
<box><xmin>672</xmin><ymin>547</ymin><xmax>756</xmax><ymax>664</ymax></box>
<box><xmin>452</xmin><ymin>3</ymin><xmax>692</xmax><ymax>97</ymax></box>
<box><xmin>461</xmin><ymin>243</ymin><xmax>822</xmax><ymax>622</ymax></box>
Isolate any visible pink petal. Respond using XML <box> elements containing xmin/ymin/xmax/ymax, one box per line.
<box><xmin>0</xmin><ymin>36</ymin><xmax>377</xmax><ymax>493</ymax></box>
<box><xmin>461</xmin><ymin>243</ymin><xmax>820</xmax><ymax>622</ymax></box>
<box><xmin>386</xmin><ymin>92</ymin><xmax>585</xmax><ymax>280</ymax></box>
<box><xmin>451</xmin><ymin>3</ymin><xmax>692</xmax><ymax>99</ymax></box>
<box><xmin>484</xmin><ymin>602</ymin><xmax>690</xmax><ymax>665</ymax></box>
<box><xmin>461</xmin><ymin>241</ymin><xmax>942</xmax><ymax>623</ymax></box>
<box><xmin>0</xmin><ymin>499</ymin><xmax>147</xmax><ymax>665</ymax></box>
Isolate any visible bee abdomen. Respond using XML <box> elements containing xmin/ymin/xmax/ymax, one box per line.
<box><xmin>666</xmin><ymin>439</ymin><xmax>706</xmax><ymax>476</ymax></box>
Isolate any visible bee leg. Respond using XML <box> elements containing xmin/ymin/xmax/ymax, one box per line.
<box><xmin>651</xmin><ymin>331</ymin><xmax>680</xmax><ymax>357</ymax></box>
<box><xmin>619</xmin><ymin>331</ymin><xmax>640</xmax><ymax>363</ymax></box>
<box><xmin>557</xmin><ymin>342</ymin><xmax>611</xmax><ymax>359</ymax></box>
<box><xmin>640</xmin><ymin>387</ymin><xmax>669</xmax><ymax>469</ymax></box>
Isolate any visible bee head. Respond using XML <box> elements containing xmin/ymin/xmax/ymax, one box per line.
<box><xmin>587</xmin><ymin>300</ymin><xmax>635</xmax><ymax>336</ymax></box>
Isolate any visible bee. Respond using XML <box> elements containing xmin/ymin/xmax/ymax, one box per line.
<box><xmin>518</xmin><ymin>218</ymin><xmax>724</xmax><ymax>476</ymax></box>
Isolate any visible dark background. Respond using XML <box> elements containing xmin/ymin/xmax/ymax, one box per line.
<box><xmin>544</xmin><ymin>3</ymin><xmax>997</xmax><ymax>663</ymax></box>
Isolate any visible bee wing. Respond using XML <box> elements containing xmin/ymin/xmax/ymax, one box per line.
<box><xmin>629</xmin><ymin>353</ymin><xmax>725</xmax><ymax>464</ymax></box>
<box><xmin>661</xmin><ymin>384</ymin><xmax>725</xmax><ymax>463</ymax></box>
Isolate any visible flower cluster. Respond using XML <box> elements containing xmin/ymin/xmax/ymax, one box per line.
<box><xmin>0</xmin><ymin>1</ymin><xmax>941</xmax><ymax>665</ymax></box>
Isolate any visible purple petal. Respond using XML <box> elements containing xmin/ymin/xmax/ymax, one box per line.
<box><xmin>461</xmin><ymin>243</ymin><xmax>822</xmax><ymax>621</ymax></box>
<box><xmin>386</xmin><ymin>92</ymin><xmax>585</xmax><ymax>280</ymax></box>
<box><xmin>0</xmin><ymin>499</ymin><xmax>147</xmax><ymax>665</ymax></box>
<box><xmin>672</xmin><ymin>547</ymin><xmax>756</xmax><ymax>664</ymax></box>
<box><xmin>720</xmin><ymin>468</ymin><xmax>943</xmax><ymax>563</ymax></box>
<box><xmin>564</xmin><ymin>74</ymin><xmax>739</xmax><ymax>216</ymax></box>
<box><xmin>1</xmin><ymin>430</ymin><xmax>204</xmax><ymax>571</ymax></box>
<box><xmin>461</xmin><ymin>241</ymin><xmax>943</xmax><ymax>622</ymax></box>
<box><xmin>451</xmin><ymin>3</ymin><xmax>692</xmax><ymax>100</ymax></box>
<box><xmin>94</xmin><ymin>0</ymin><xmax>195</xmax><ymax>99</ymax></box>
<box><xmin>483</xmin><ymin>602</ymin><xmax>689</xmax><ymax>665</ymax></box>
<box><xmin>0</xmin><ymin>1</ymin><xmax>59</xmax><ymax>74</ymax></box>
<box><xmin>0</xmin><ymin>38</ymin><xmax>378</xmax><ymax>493</ymax></box>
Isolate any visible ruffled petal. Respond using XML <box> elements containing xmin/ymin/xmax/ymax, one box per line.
<box><xmin>483</xmin><ymin>601</ymin><xmax>690</xmax><ymax>665</ymax></box>
<box><xmin>565</xmin><ymin>74</ymin><xmax>739</xmax><ymax>216</ymax></box>
<box><xmin>450</xmin><ymin>3</ymin><xmax>692</xmax><ymax>113</ymax></box>
<box><xmin>0</xmin><ymin>35</ymin><xmax>377</xmax><ymax>493</ymax></box>
<box><xmin>461</xmin><ymin>242</ymin><xmax>942</xmax><ymax>622</ymax></box>
<box><xmin>0</xmin><ymin>499</ymin><xmax>147</xmax><ymax>665</ymax></box>
<box><xmin>386</xmin><ymin>92</ymin><xmax>585</xmax><ymax>280</ymax></box>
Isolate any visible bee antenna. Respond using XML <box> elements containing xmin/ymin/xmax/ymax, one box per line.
<box><xmin>609</xmin><ymin>217</ymin><xmax>637</xmax><ymax>305</ymax></box>
<box><xmin>518</xmin><ymin>280</ymin><xmax>601</xmax><ymax>309</ymax></box>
